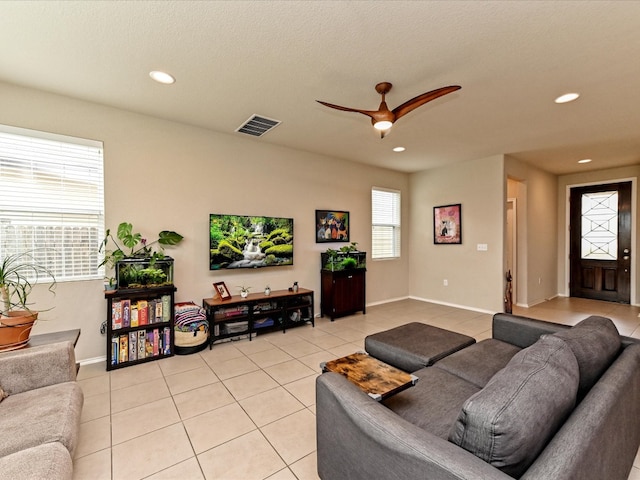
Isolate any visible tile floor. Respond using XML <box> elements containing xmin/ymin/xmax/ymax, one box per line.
<box><xmin>73</xmin><ymin>297</ymin><xmax>640</xmax><ymax>480</ymax></box>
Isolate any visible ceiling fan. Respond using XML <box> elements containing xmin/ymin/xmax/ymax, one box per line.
<box><xmin>317</xmin><ymin>82</ymin><xmax>461</xmax><ymax>138</ymax></box>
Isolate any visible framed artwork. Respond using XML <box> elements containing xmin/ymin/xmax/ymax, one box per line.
<box><xmin>213</xmin><ymin>281</ymin><xmax>232</xmax><ymax>300</ymax></box>
<box><xmin>434</xmin><ymin>204</ymin><xmax>462</xmax><ymax>244</ymax></box>
<box><xmin>316</xmin><ymin>210</ymin><xmax>350</xmax><ymax>243</ymax></box>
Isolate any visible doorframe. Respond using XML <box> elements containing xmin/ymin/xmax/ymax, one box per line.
<box><xmin>506</xmin><ymin>198</ymin><xmax>517</xmax><ymax>303</ymax></box>
<box><xmin>563</xmin><ymin>177</ymin><xmax>637</xmax><ymax>304</ymax></box>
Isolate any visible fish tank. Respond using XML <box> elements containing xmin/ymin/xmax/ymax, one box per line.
<box><xmin>321</xmin><ymin>251</ymin><xmax>366</xmax><ymax>271</ymax></box>
<box><xmin>115</xmin><ymin>257</ymin><xmax>174</xmax><ymax>289</ymax></box>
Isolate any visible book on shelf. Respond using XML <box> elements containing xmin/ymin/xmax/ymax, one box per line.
<box><xmin>153</xmin><ymin>328</ymin><xmax>160</xmax><ymax>356</ymax></box>
<box><xmin>119</xmin><ymin>335</ymin><xmax>128</xmax><ymax>363</ymax></box>
<box><xmin>111</xmin><ymin>336</ymin><xmax>118</xmax><ymax>365</ymax></box>
<box><xmin>162</xmin><ymin>295</ymin><xmax>171</xmax><ymax>322</ymax></box>
<box><xmin>112</xmin><ymin>301</ymin><xmax>122</xmax><ymax>330</ymax></box>
<box><xmin>128</xmin><ymin>331</ymin><xmax>137</xmax><ymax>361</ymax></box>
<box><xmin>145</xmin><ymin>331</ymin><xmax>154</xmax><ymax>357</ymax></box>
<box><xmin>139</xmin><ymin>300</ymin><xmax>149</xmax><ymax>325</ymax></box>
<box><xmin>148</xmin><ymin>300</ymin><xmax>156</xmax><ymax>324</ymax></box>
<box><xmin>155</xmin><ymin>300</ymin><xmax>163</xmax><ymax>323</ymax></box>
<box><xmin>213</xmin><ymin>305</ymin><xmax>249</xmax><ymax>320</ymax></box>
<box><xmin>131</xmin><ymin>304</ymin><xmax>139</xmax><ymax>327</ymax></box>
<box><xmin>122</xmin><ymin>299</ymin><xmax>131</xmax><ymax>328</ymax></box>
<box><xmin>137</xmin><ymin>330</ymin><xmax>146</xmax><ymax>359</ymax></box>
<box><xmin>163</xmin><ymin>327</ymin><xmax>171</xmax><ymax>355</ymax></box>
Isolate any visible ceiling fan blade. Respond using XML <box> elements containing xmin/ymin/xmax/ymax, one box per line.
<box><xmin>392</xmin><ymin>85</ymin><xmax>461</xmax><ymax>121</ymax></box>
<box><xmin>316</xmin><ymin>100</ymin><xmax>380</xmax><ymax>121</ymax></box>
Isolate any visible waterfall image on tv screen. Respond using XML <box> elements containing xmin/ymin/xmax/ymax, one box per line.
<box><xmin>209</xmin><ymin>214</ymin><xmax>294</xmax><ymax>270</ymax></box>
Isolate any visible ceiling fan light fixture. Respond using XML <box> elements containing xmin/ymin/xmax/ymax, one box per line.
<box><xmin>374</xmin><ymin>120</ymin><xmax>393</xmax><ymax>131</ymax></box>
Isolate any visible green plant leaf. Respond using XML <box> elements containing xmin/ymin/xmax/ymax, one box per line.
<box><xmin>158</xmin><ymin>231</ymin><xmax>184</xmax><ymax>246</ymax></box>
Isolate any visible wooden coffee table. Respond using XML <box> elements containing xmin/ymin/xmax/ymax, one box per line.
<box><xmin>321</xmin><ymin>352</ymin><xmax>418</xmax><ymax>401</ymax></box>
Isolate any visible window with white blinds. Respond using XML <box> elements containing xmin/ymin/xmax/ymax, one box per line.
<box><xmin>0</xmin><ymin>125</ymin><xmax>105</xmax><ymax>282</ymax></box>
<box><xmin>372</xmin><ymin>187</ymin><xmax>401</xmax><ymax>259</ymax></box>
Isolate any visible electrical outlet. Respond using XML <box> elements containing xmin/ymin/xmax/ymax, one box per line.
<box><xmin>443</xmin><ymin>279</ymin><xmax>448</xmax><ymax>286</ymax></box>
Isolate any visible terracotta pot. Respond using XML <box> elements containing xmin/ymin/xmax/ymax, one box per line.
<box><xmin>0</xmin><ymin>311</ymin><xmax>38</xmax><ymax>352</ymax></box>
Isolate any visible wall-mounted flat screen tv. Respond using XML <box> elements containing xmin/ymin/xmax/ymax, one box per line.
<box><xmin>209</xmin><ymin>214</ymin><xmax>294</xmax><ymax>270</ymax></box>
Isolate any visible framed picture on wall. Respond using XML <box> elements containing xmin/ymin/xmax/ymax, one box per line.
<box><xmin>316</xmin><ymin>210</ymin><xmax>350</xmax><ymax>243</ymax></box>
<box><xmin>434</xmin><ymin>204</ymin><xmax>462</xmax><ymax>244</ymax></box>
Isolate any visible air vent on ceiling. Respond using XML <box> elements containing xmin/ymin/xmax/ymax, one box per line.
<box><xmin>235</xmin><ymin>115</ymin><xmax>281</xmax><ymax>137</ymax></box>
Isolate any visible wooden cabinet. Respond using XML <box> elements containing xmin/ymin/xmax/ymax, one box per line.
<box><xmin>203</xmin><ymin>288</ymin><xmax>314</xmax><ymax>348</ymax></box>
<box><xmin>321</xmin><ymin>268</ymin><xmax>366</xmax><ymax>320</ymax></box>
<box><xmin>105</xmin><ymin>286</ymin><xmax>176</xmax><ymax>371</ymax></box>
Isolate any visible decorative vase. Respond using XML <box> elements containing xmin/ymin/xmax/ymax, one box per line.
<box><xmin>0</xmin><ymin>311</ymin><xmax>38</xmax><ymax>352</ymax></box>
<box><xmin>264</xmin><ymin>287</ymin><xmax>271</xmax><ymax>296</ymax></box>
<box><xmin>241</xmin><ymin>290</ymin><xmax>249</xmax><ymax>298</ymax></box>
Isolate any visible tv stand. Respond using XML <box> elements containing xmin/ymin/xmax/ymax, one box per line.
<box><xmin>203</xmin><ymin>288</ymin><xmax>314</xmax><ymax>348</ymax></box>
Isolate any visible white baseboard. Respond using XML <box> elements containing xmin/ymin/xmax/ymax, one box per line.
<box><xmin>366</xmin><ymin>296</ymin><xmax>410</xmax><ymax>307</ymax></box>
<box><xmin>79</xmin><ymin>356</ymin><xmax>106</xmax><ymax>366</ymax></box>
<box><xmin>408</xmin><ymin>296</ymin><xmax>495</xmax><ymax>315</ymax></box>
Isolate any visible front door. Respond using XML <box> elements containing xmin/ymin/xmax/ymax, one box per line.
<box><xmin>569</xmin><ymin>182</ymin><xmax>631</xmax><ymax>303</ymax></box>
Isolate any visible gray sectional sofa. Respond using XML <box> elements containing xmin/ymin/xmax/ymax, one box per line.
<box><xmin>316</xmin><ymin>313</ymin><xmax>640</xmax><ymax>479</ymax></box>
<box><xmin>0</xmin><ymin>341</ymin><xmax>84</xmax><ymax>480</ymax></box>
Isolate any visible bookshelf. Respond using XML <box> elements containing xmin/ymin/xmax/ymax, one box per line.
<box><xmin>203</xmin><ymin>288</ymin><xmax>314</xmax><ymax>348</ymax></box>
<box><xmin>105</xmin><ymin>285</ymin><xmax>176</xmax><ymax>370</ymax></box>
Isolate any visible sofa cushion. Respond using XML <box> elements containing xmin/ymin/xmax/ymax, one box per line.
<box><xmin>449</xmin><ymin>335</ymin><xmax>579</xmax><ymax>478</ymax></box>
<box><xmin>434</xmin><ymin>339</ymin><xmax>522</xmax><ymax>388</ymax></box>
<box><xmin>0</xmin><ymin>381</ymin><xmax>83</xmax><ymax>458</ymax></box>
<box><xmin>0</xmin><ymin>442</ymin><xmax>72</xmax><ymax>480</ymax></box>
<box><xmin>552</xmin><ymin>315</ymin><xmax>620</xmax><ymax>398</ymax></box>
<box><xmin>383</xmin><ymin>366</ymin><xmax>481</xmax><ymax>439</ymax></box>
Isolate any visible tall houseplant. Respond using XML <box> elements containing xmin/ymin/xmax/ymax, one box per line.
<box><xmin>0</xmin><ymin>251</ymin><xmax>56</xmax><ymax>351</ymax></box>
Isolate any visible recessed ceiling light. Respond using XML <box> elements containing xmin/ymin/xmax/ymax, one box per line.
<box><xmin>393</xmin><ymin>147</ymin><xmax>405</xmax><ymax>152</ymax></box>
<box><xmin>578</xmin><ymin>158</ymin><xmax>592</xmax><ymax>164</ymax></box>
<box><xmin>149</xmin><ymin>70</ymin><xmax>175</xmax><ymax>85</ymax></box>
<box><xmin>555</xmin><ymin>92</ymin><xmax>579</xmax><ymax>104</ymax></box>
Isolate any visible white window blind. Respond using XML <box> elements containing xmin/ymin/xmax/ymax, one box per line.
<box><xmin>372</xmin><ymin>187</ymin><xmax>401</xmax><ymax>259</ymax></box>
<box><xmin>0</xmin><ymin>125</ymin><xmax>105</xmax><ymax>282</ymax></box>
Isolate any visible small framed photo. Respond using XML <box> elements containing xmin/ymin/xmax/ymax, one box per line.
<box><xmin>434</xmin><ymin>204</ymin><xmax>462</xmax><ymax>245</ymax></box>
<box><xmin>213</xmin><ymin>281</ymin><xmax>232</xmax><ymax>300</ymax></box>
<box><xmin>316</xmin><ymin>210</ymin><xmax>350</xmax><ymax>243</ymax></box>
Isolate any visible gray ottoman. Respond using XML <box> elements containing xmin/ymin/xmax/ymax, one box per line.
<box><xmin>365</xmin><ymin>322</ymin><xmax>476</xmax><ymax>373</ymax></box>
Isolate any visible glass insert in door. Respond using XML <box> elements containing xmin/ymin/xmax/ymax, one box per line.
<box><xmin>581</xmin><ymin>191</ymin><xmax>618</xmax><ymax>260</ymax></box>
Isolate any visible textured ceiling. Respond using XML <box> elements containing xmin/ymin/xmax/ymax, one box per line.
<box><xmin>1</xmin><ymin>1</ymin><xmax>639</xmax><ymax>174</ymax></box>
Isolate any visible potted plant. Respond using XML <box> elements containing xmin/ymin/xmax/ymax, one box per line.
<box><xmin>104</xmin><ymin>277</ymin><xmax>116</xmax><ymax>293</ymax></box>
<box><xmin>99</xmin><ymin>222</ymin><xmax>183</xmax><ymax>289</ymax></box>
<box><xmin>238</xmin><ymin>286</ymin><xmax>251</xmax><ymax>298</ymax></box>
<box><xmin>0</xmin><ymin>251</ymin><xmax>56</xmax><ymax>351</ymax></box>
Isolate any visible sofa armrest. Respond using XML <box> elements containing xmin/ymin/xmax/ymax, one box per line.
<box><xmin>492</xmin><ymin>313</ymin><xmax>570</xmax><ymax>348</ymax></box>
<box><xmin>0</xmin><ymin>341</ymin><xmax>77</xmax><ymax>395</ymax></box>
<box><xmin>316</xmin><ymin>372</ymin><xmax>514</xmax><ymax>480</ymax></box>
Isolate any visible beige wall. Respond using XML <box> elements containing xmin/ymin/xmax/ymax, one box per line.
<box><xmin>408</xmin><ymin>155</ymin><xmax>505</xmax><ymax>312</ymax></box>
<box><xmin>557</xmin><ymin>165</ymin><xmax>640</xmax><ymax>304</ymax></box>
<box><xmin>505</xmin><ymin>156</ymin><xmax>558</xmax><ymax>306</ymax></box>
<box><xmin>0</xmin><ymin>81</ymin><xmax>410</xmax><ymax>362</ymax></box>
